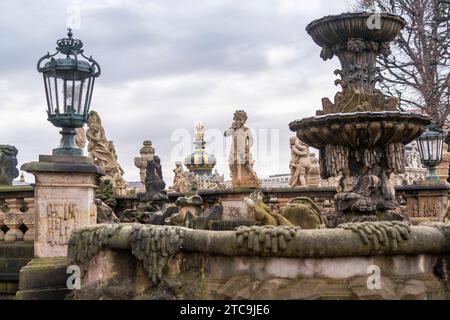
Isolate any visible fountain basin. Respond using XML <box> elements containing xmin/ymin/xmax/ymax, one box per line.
<box><xmin>306</xmin><ymin>12</ymin><xmax>406</xmax><ymax>48</ymax></box>
<box><xmin>289</xmin><ymin>112</ymin><xmax>431</xmax><ymax>150</ymax></box>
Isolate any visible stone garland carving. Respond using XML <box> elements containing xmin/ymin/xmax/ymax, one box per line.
<box><xmin>86</xmin><ymin>111</ymin><xmax>127</xmax><ymax>196</ymax></box>
<box><xmin>130</xmin><ymin>224</ymin><xmax>184</xmax><ymax>285</ymax></box>
<box><xmin>235</xmin><ymin>225</ymin><xmax>301</xmax><ymax>254</ymax></box>
<box><xmin>337</xmin><ymin>221</ymin><xmax>411</xmax><ymax>251</ymax></box>
<box><xmin>68</xmin><ymin>224</ymin><xmax>124</xmax><ymax>271</ymax></box>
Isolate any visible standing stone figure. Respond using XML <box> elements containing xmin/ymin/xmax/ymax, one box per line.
<box><xmin>86</xmin><ymin>111</ymin><xmax>127</xmax><ymax>196</ymax></box>
<box><xmin>134</xmin><ymin>140</ymin><xmax>155</xmax><ymax>185</ymax></box>
<box><xmin>224</xmin><ymin>110</ymin><xmax>261</xmax><ymax>188</ymax></box>
<box><xmin>289</xmin><ymin>136</ymin><xmax>311</xmax><ymax>187</ymax></box>
<box><xmin>144</xmin><ymin>156</ymin><xmax>166</xmax><ymax>198</ymax></box>
<box><xmin>0</xmin><ymin>145</ymin><xmax>19</xmax><ymax>185</ymax></box>
<box><xmin>172</xmin><ymin>161</ymin><xmax>188</xmax><ymax>193</ymax></box>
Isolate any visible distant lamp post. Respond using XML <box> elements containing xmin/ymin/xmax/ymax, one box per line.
<box><xmin>37</xmin><ymin>28</ymin><xmax>101</xmax><ymax>156</ymax></box>
<box><xmin>416</xmin><ymin>123</ymin><xmax>446</xmax><ymax>181</ymax></box>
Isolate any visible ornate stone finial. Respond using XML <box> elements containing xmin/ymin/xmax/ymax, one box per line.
<box><xmin>135</xmin><ymin>140</ymin><xmax>155</xmax><ymax>185</ymax></box>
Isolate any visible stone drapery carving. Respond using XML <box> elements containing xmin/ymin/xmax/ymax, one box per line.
<box><xmin>288</xmin><ymin>136</ymin><xmax>311</xmax><ymax>187</ymax></box>
<box><xmin>134</xmin><ymin>141</ymin><xmax>155</xmax><ymax>185</ymax></box>
<box><xmin>75</xmin><ymin>127</ymin><xmax>86</xmax><ymax>149</ymax></box>
<box><xmin>86</xmin><ymin>111</ymin><xmax>127</xmax><ymax>196</ymax></box>
<box><xmin>224</xmin><ymin>110</ymin><xmax>261</xmax><ymax>188</ymax></box>
<box><xmin>0</xmin><ymin>145</ymin><xmax>19</xmax><ymax>185</ymax></box>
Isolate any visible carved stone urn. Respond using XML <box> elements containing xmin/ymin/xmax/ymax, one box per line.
<box><xmin>289</xmin><ymin>12</ymin><xmax>431</xmax><ymax>223</ymax></box>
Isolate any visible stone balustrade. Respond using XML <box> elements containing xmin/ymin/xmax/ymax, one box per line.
<box><xmin>0</xmin><ymin>186</ymin><xmax>35</xmax><ymax>242</ymax></box>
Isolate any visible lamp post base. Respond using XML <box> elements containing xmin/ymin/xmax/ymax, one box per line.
<box><xmin>53</xmin><ymin>128</ymin><xmax>83</xmax><ymax>156</ymax></box>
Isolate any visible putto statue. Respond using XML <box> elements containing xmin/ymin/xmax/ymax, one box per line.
<box><xmin>224</xmin><ymin>110</ymin><xmax>261</xmax><ymax>188</ymax></box>
<box><xmin>86</xmin><ymin>111</ymin><xmax>128</xmax><ymax>196</ymax></box>
<box><xmin>134</xmin><ymin>140</ymin><xmax>155</xmax><ymax>185</ymax></box>
<box><xmin>0</xmin><ymin>145</ymin><xmax>19</xmax><ymax>185</ymax></box>
<box><xmin>171</xmin><ymin>161</ymin><xmax>188</xmax><ymax>193</ymax></box>
<box><xmin>288</xmin><ymin>136</ymin><xmax>311</xmax><ymax>187</ymax></box>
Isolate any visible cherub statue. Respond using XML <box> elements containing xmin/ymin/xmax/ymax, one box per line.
<box><xmin>288</xmin><ymin>136</ymin><xmax>311</xmax><ymax>187</ymax></box>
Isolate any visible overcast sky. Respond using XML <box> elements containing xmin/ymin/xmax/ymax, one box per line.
<box><xmin>0</xmin><ymin>0</ymin><xmax>356</xmax><ymax>184</ymax></box>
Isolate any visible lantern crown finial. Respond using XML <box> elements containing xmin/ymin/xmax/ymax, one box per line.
<box><xmin>56</xmin><ymin>28</ymin><xmax>83</xmax><ymax>55</ymax></box>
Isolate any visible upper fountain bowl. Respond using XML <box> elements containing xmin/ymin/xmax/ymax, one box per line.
<box><xmin>306</xmin><ymin>12</ymin><xmax>406</xmax><ymax>47</ymax></box>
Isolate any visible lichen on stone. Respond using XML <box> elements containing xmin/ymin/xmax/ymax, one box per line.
<box><xmin>337</xmin><ymin>221</ymin><xmax>411</xmax><ymax>251</ymax></box>
<box><xmin>130</xmin><ymin>225</ymin><xmax>184</xmax><ymax>285</ymax></box>
<box><xmin>235</xmin><ymin>225</ymin><xmax>301</xmax><ymax>254</ymax></box>
<box><xmin>68</xmin><ymin>224</ymin><xmax>124</xmax><ymax>269</ymax></box>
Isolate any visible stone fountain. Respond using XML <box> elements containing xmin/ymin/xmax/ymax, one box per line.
<box><xmin>289</xmin><ymin>12</ymin><xmax>431</xmax><ymax>223</ymax></box>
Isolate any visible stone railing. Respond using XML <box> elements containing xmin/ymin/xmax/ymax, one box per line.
<box><xmin>115</xmin><ymin>185</ymin><xmax>450</xmax><ymax>222</ymax></box>
<box><xmin>0</xmin><ymin>186</ymin><xmax>35</xmax><ymax>242</ymax></box>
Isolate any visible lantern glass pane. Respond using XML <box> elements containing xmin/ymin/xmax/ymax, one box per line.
<box><xmin>67</xmin><ymin>80</ymin><xmax>88</xmax><ymax>114</ymax></box>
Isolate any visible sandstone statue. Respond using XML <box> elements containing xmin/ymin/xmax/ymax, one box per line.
<box><xmin>75</xmin><ymin>127</ymin><xmax>86</xmax><ymax>149</ymax></box>
<box><xmin>278</xmin><ymin>197</ymin><xmax>325</xmax><ymax>229</ymax></box>
<box><xmin>288</xmin><ymin>136</ymin><xmax>311</xmax><ymax>187</ymax></box>
<box><xmin>224</xmin><ymin>110</ymin><xmax>261</xmax><ymax>188</ymax></box>
<box><xmin>171</xmin><ymin>161</ymin><xmax>188</xmax><ymax>193</ymax></box>
<box><xmin>0</xmin><ymin>145</ymin><xmax>19</xmax><ymax>185</ymax></box>
<box><xmin>144</xmin><ymin>156</ymin><xmax>166</xmax><ymax>199</ymax></box>
<box><xmin>134</xmin><ymin>140</ymin><xmax>155</xmax><ymax>185</ymax></box>
<box><xmin>86</xmin><ymin>111</ymin><xmax>127</xmax><ymax>196</ymax></box>
<box><xmin>244</xmin><ymin>191</ymin><xmax>293</xmax><ymax>226</ymax></box>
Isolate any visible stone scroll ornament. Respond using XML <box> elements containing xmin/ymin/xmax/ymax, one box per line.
<box><xmin>337</xmin><ymin>221</ymin><xmax>411</xmax><ymax>251</ymax></box>
<box><xmin>130</xmin><ymin>225</ymin><xmax>184</xmax><ymax>285</ymax></box>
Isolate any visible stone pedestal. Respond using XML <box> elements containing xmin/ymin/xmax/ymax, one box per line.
<box><xmin>16</xmin><ymin>155</ymin><xmax>104</xmax><ymax>300</ymax></box>
<box><xmin>401</xmin><ymin>183</ymin><xmax>450</xmax><ymax>223</ymax></box>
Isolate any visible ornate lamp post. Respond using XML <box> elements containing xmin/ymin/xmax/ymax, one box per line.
<box><xmin>37</xmin><ymin>28</ymin><xmax>101</xmax><ymax>156</ymax></box>
<box><xmin>416</xmin><ymin>124</ymin><xmax>446</xmax><ymax>180</ymax></box>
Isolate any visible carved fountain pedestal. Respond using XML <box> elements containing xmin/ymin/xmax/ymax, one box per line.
<box><xmin>290</xmin><ymin>13</ymin><xmax>431</xmax><ymax>224</ymax></box>
<box><xmin>16</xmin><ymin>155</ymin><xmax>104</xmax><ymax>299</ymax></box>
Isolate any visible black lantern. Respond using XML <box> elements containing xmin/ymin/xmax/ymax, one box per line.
<box><xmin>37</xmin><ymin>28</ymin><xmax>101</xmax><ymax>156</ymax></box>
<box><xmin>416</xmin><ymin>123</ymin><xmax>446</xmax><ymax>180</ymax></box>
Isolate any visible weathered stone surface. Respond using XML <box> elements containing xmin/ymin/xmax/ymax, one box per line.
<box><xmin>65</xmin><ymin>223</ymin><xmax>450</xmax><ymax>300</ymax></box>
<box><xmin>0</xmin><ymin>145</ymin><xmax>19</xmax><ymax>185</ymax></box>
